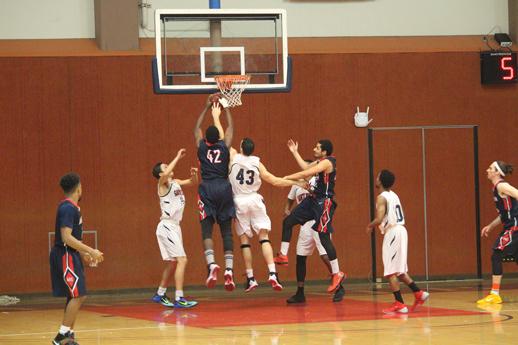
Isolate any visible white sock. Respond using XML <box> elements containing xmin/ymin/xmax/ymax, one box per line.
<box><xmin>58</xmin><ymin>325</ymin><xmax>70</xmax><ymax>335</ymax></box>
<box><xmin>280</xmin><ymin>242</ymin><xmax>290</xmax><ymax>256</ymax></box>
<box><xmin>491</xmin><ymin>289</ymin><xmax>500</xmax><ymax>295</ymax></box>
<box><xmin>246</xmin><ymin>269</ymin><xmax>254</xmax><ymax>278</ymax></box>
<box><xmin>330</xmin><ymin>259</ymin><xmax>340</xmax><ymax>274</ymax></box>
<box><xmin>175</xmin><ymin>290</ymin><xmax>184</xmax><ymax>301</ymax></box>
<box><xmin>157</xmin><ymin>286</ymin><xmax>167</xmax><ymax>296</ymax></box>
<box><xmin>204</xmin><ymin>249</ymin><xmax>215</xmax><ymax>266</ymax></box>
<box><xmin>267</xmin><ymin>263</ymin><xmax>276</xmax><ymax>273</ymax></box>
<box><xmin>224</xmin><ymin>254</ymin><xmax>234</xmax><ymax>270</ymax></box>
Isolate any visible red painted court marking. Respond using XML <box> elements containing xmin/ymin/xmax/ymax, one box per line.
<box><xmin>84</xmin><ymin>295</ymin><xmax>483</xmax><ymax>328</ymax></box>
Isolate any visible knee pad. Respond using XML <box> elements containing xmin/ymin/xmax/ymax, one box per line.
<box><xmin>201</xmin><ymin>217</ymin><xmax>214</xmax><ymax>240</ymax></box>
<box><xmin>492</xmin><ymin>250</ymin><xmax>504</xmax><ymax>275</ymax></box>
<box><xmin>259</xmin><ymin>239</ymin><xmax>271</xmax><ymax>245</ymax></box>
<box><xmin>240</xmin><ymin>244</ymin><xmax>251</xmax><ymax>249</ymax></box>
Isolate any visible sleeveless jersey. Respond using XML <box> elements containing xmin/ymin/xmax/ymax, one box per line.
<box><xmin>159</xmin><ymin>179</ymin><xmax>185</xmax><ymax>222</ymax></box>
<box><xmin>380</xmin><ymin>190</ymin><xmax>405</xmax><ymax>228</ymax></box>
<box><xmin>493</xmin><ymin>181</ymin><xmax>518</xmax><ymax>227</ymax></box>
<box><xmin>229</xmin><ymin>154</ymin><xmax>262</xmax><ymax>195</ymax></box>
<box><xmin>313</xmin><ymin>156</ymin><xmax>336</xmax><ymax>199</ymax></box>
<box><xmin>288</xmin><ymin>176</ymin><xmax>317</xmax><ymax>205</ymax></box>
<box><xmin>197</xmin><ymin>139</ymin><xmax>230</xmax><ymax>180</ymax></box>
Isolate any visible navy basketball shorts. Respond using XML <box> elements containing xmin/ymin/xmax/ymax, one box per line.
<box><xmin>198</xmin><ymin>179</ymin><xmax>235</xmax><ymax>223</ymax></box>
<box><xmin>493</xmin><ymin>225</ymin><xmax>518</xmax><ymax>258</ymax></box>
<box><xmin>50</xmin><ymin>246</ymin><xmax>87</xmax><ymax>298</ymax></box>
<box><xmin>290</xmin><ymin>196</ymin><xmax>337</xmax><ymax>234</ymax></box>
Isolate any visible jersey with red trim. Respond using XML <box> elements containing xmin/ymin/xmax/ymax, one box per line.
<box><xmin>54</xmin><ymin>199</ymin><xmax>83</xmax><ymax>247</ymax></box>
<box><xmin>493</xmin><ymin>181</ymin><xmax>518</xmax><ymax>227</ymax></box>
<box><xmin>197</xmin><ymin>139</ymin><xmax>230</xmax><ymax>180</ymax></box>
<box><xmin>313</xmin><ymin>156</ymin><xmax>336</xmax><ymax>199</ymax></box>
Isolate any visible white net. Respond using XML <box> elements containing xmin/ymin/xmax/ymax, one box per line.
<box><xmin>215</xmin><ymin>75</ymin><xmax>250</xmax><ymax>107</ymax></box>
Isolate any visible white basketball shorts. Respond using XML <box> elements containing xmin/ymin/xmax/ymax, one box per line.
<box><xmin>234</xmin><ymin>193</ymin><xmax>271</xmax><ymax>237</ymax></box>
<box><xmin>296</xmin><ymin>220</ymin><xmax>327</xmax><ymax>256</ymax></box>
<box><xmin>382</xmin><ymin>225</ymin><xmax>408</xmax><ymax>277</ymax></box>
<box><xmin>156</xmin><ymin>219</ymin><xmax>186</xmax><ymax>261</ymax></box>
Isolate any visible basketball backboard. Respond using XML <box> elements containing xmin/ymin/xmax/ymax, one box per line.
<box><xmin>152</xmin><ymin>9</ymin><xmax>291</xmax><ymax>94</ymax></box>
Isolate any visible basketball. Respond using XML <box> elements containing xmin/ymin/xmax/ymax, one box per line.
<box><xmin>209</xmin><ymin>92</ymin><xmax>222</xmax><ymax>104</ymax></box>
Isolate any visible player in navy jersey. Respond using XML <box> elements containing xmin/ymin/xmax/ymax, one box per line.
<box><xmin>276</xmin><ymin>139</ymin><xmax>345</xmax><ymax>298</ymax></box>
<box><xmin>194</xmin><ymin>95</ymin><xmax>236</xmax><ymax>290</ymax></box>
<box><xmin>478</xmin><ymin>161</ymin><xmax>518</xmax><ymax>304</ymax></box>
<box><xmin>49</xmin><ymin>173</ymin><xmax>104</xmax><ymax>345</ymax></box>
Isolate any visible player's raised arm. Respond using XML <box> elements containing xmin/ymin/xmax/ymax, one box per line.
<box><xmin>223</xmin><ymin>107</ymin><xmax>233</xmax><ymax>148</ymax></box>
<box><xmin>259</xmin><ymin>163</ymin><xmax>305</xmax><ymax>188</ymax></box>
<box><xmin>284</xmin><ymin>158</ymin><xmax>332</xmax><ymax>181</ymax></box>
<box><xmin>211</xmin><ymin>103</ymin><xmax>225</xmax><ymax>142</ymax></box>
<box><xmin>160</xmin><ymin>148</ymin><xmax>186</xmax><ymax>185</ymax></box>
<box><xmin>287</xmin><ymin>139</ymin><xmax>315</xmax><ymax>170</ymax></box>
<box><xmin>176</xmin><ymin>167</ymin><xmax>199</xmax><ymax>187</ymax></box>
<box><xmin>194</xmin><ymin>96</ymin><xmax>212</xmax><ymax>147</ymax></box>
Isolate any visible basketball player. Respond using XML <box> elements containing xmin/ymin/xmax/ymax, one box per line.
<box><xmin>477</xmin><ymin>161</ymin><xmax>518</xmax><ymax>304</ymax></box>
<box><xmin>284</xmin><ymin>172</ymin><xmax>345</xmax><ymax>303</ymax></box>
<box><xmin>229</xmin><ymin>138</ymin><xmax>304</xmax><ymax>292</ymax></box>
<box><xmin>194</xmin><ymin>96</ymin><xmax>236</xmax><ymax>290</ymax></box>
<box><xmin>275</xmin><ymin>139</ymin><xmax>345</xmax><ymax>294</ymax></box>
<box><xmin>50</xmin><ymin>173</ymin><xmax>104</xmax><ymax>345</ymax></box>
<box><xmin>366</xmin><ymin>169</ymin><xmax>429</xmax><ymax>314</ymax></box>
<box><xmin>151</xmin><ymin>148</ymin><xmax>199</xmax><ymax>308</ymax></box>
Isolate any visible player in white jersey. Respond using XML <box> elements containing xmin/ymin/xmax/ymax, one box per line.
<box><xmin>366</xmin><ymin>169</ymin><xmax>429</xmax><ymax>314</ymax></box>
<box><xmin>151</xmin><ymin>148</ymin><xmax>198</xmax><ymax>308</ymax></box>
<box><xmin>229</xmin><ymin>138</ymin><xmax>305</xmax><ymax>292</ymax></box>
<box><xmin>284</xmin><ymin>174</ymin><xmax>344</xmax><ymax>303</ymax></box>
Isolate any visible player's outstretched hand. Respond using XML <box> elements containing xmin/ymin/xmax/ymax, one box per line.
<box><xmin>176</xmin><ymin>148</ymin><xmax>187</xmax><ymax>159</ymax></box>
<box><xmin>287</xmin><ymin>139</ymin><xmax>298</xmax><ymax>153</ymax></box>
<box><xmin>481</xmin><ymin>225</ymin><xmax>491</xmax><ymax>237</ymax></box>
<box><xmin>211</xmin><ymin>102</ymin><xmax>222</xmax><ymax>117</ymax></box>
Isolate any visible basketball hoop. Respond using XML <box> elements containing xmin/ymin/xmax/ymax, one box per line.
<box><xmin>214</xmin><ymin>75</ymin><xmax>250</xmax><ymax>107</ymax></box>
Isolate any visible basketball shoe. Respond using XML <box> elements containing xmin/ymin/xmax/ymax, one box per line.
<box><xmin>173</xmin><ymin>297</ymin><xmax>198</xmax><ymax>308</ymax></box>
<box><xmin>327</xmin><ymin>271</ymin><xmax>345</xmax><ymax>293</ymax></box>
<box><xmin>52</xmin><ymin>332</ymin><xmax>77</xmax><ymax>345</ymax></box>
<box><xmin>477</xmin><ymin>292</ymin><xmax>502</xmax><ymax>304</ymax></box>
<box><xmin>412</xmin><ymin>290</ymin><xmax>430</xmax><ymax>310</ymax></box>
<box><xmin>244</xmin><ymin>277</ymin><xmax>259</xmax><ymax>292</ymax></box>
<box><xmin>224</xmin><ymin>269</ymin><xmax>235</xmax><ymax>291</ymax></box>
<box><xmin>382</xmin><ymin>301</ymin><xmax>409</xmax><ymax>314</ymax></box>
<box><xmin>333</xmin><ymin>285</ymin><xmax>345</xmax><ymax>302</ymax></box>
<box><xmin>268</xmin><ymin>272</ymin><xmax>283</xmax><ymax>291</ymax></box>
<box><xmin>152</xmin><ymin>294</ymin><xmax>175</xmax><ymax>307</ymax></box>
<box><xmin>206</xmin><ymin>264</ymin><xmax>220</xmax><ymax>288</ymax></box>
<box><xmin>286</xmin><ymin>293</ymin><xmax>306</xmax><ymax>304</ymax></box>
<box><xmin>274</xmin><ymin>253</ymin><xmax>289</xmax><ymax>266</ymax></box>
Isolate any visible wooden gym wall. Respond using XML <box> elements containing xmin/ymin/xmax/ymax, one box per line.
<box><xmin>0</xmin><ymin>38</ymin><xmax>517</xmax><ymax>293</ymax></box>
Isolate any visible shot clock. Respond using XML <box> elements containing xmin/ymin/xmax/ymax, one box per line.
<box><xmin>480</xmin><ymin>51</ymin><xmax>518</xmax><ymax>84</ymax></box>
